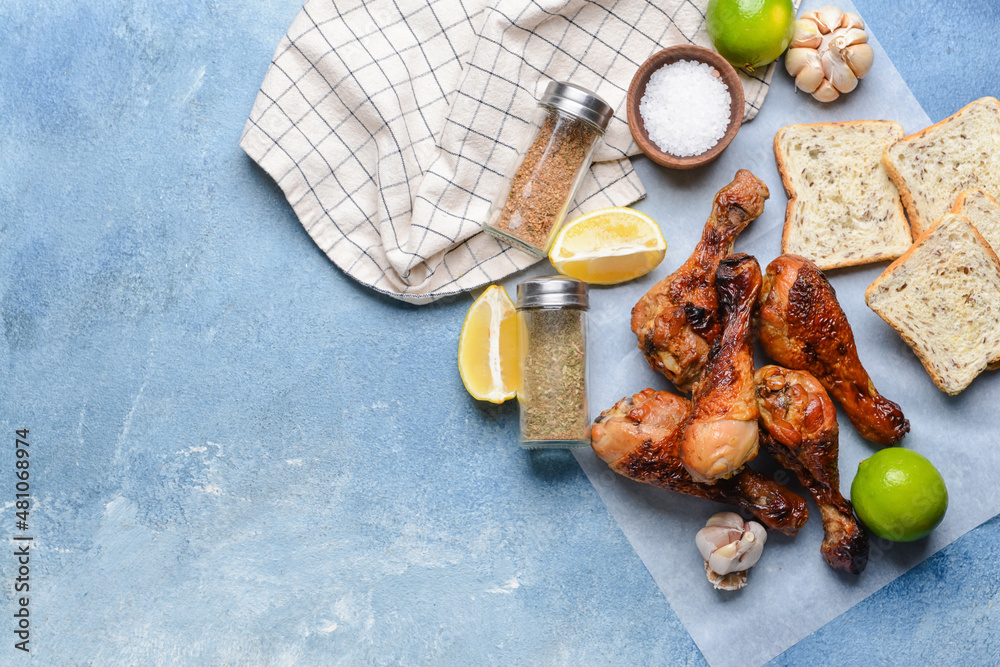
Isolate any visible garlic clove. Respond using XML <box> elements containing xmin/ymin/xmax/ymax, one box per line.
<box><xmin>798</xmin><ymin>10</ymin><xmax>823</xmax><ymax>33</ymax></box>
<box><xmin>733</xmin><ymin>529</ymin><xmax>756</xmax><ymax>557</ymax></box>
<box><xmin>813</xmin><ymin>5</ymin><xmax>845</xmax><ymax>34</ymax></box>
<box><xmin>790</xmin><ymin>19</ymin><xmax>823</xmax><ymax>49</ymax></box>
<box><xmin>795</xmin><ymin>67</ymin><xmax>825</xmax><ymax>94</ymax></box>
<box><xmin>708</xmin><ymin>545</ymin><xmax>742</xmax><ymax>575</ymax></box>
<box><xmin>785</xmin><ymin>47</ymin><xmax>818</xmax><ymax>77</ymax></box>
<box><xmin>834</xmin><ymin>27</ymin><xmax>869</xmax><ymax>49</ymax></box>
<box><xmin>738</xmin><ymin>522</ymin><xmax>768</xmax><ymax>570</ymax></box>
<box><xmin>712</xmin><ymin>540</ymin><xmax>740</xmax><ymax>560</ymax></box>
<box><xmin>822</xmin><ymin>49</ymin><xmax>858</xmax><ymax>93</ymax></box>
<box><xmin>696</xmin><ymin>525</ymin><xmax>735</xmax><ymax>560</ymax></box>
<box><xmin>812</xmin><ymin>79</ymin><xmax>841</xmax><ymax>102</ymax></box>
<box><xmin>844</xmin><ymin>43</ymin><xmax>875</xmax><ymax>79</ymax></box>
<box><xmin>787</xmin><ymin>50</ymin><xmax>824</xmax><ymax>93</ymax></box>
<box><xmin>706</xmin><ymin>527</ymin><xmax>763</xmax><ymax>574</ymax></box>
<box><xmin>841</xmin><ymin>11</ymin><xmax>865</xmax><ymax>30</ymax></box>
<box><xmin>695</xmin><ymin>511</ymin><xmax>745</xmax><ymax>560</ymax></box>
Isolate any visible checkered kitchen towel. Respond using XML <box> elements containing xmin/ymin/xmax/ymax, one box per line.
<box><xmin>240</xmin><ymin>0</ymin><xmax>798</xmax><ymax>303</ymax></box>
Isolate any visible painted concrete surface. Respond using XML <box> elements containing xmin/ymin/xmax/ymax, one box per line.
<box><xmin>0</xmin><ymin>0</ymin><xmax>996</xmax><ymax>664</ymax></box>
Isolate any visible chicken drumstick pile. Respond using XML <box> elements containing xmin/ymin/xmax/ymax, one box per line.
<box><xmin>592</xmin><ymin>169</ymin><xmax>909</xmax><ymax>574</ymax></box>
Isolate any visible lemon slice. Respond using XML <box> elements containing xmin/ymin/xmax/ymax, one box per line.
<box><xmin>458</xmin><ymin>285</ymin><xmax>520</xmax><ymax>403</ymax></box>
<box><xmin>548</xmin><ymin>207</ymin><xmax>666</xmax><ymax>284</ymax></box>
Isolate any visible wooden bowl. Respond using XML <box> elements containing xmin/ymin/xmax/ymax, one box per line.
<box><xmin>627</xmin><ymin>44</ymin><xmax>744</xmax><ymax>170</ymax></box>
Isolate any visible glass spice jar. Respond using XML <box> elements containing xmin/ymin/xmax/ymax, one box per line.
<box><xmin>484</xmin><ymin>81</ymin><xmax>614</xmax><ymax>257</ymax></box>
<box><xmin>516</xmin><ymin>276</ymin><xmax>590</xmax><ymax>449</ymax></box>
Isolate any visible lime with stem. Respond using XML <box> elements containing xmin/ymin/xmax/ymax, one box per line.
<box><xmin>706</xmin><ymin>0</ymin><xmax>796</xmax><ymax>74</ymax></box>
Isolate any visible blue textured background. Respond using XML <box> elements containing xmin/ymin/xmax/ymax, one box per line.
<box><xmin>0</xmin><ymin>0</ymin><xmax>997</xmax><ymax>663</ymax></box>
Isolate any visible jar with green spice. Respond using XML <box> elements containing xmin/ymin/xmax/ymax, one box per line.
<box><xmin>516</xmin><ymin>276</ymin><xmax>590</xmax><ymax>449</ymax></box>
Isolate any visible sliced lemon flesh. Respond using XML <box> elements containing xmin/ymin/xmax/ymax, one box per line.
<box><xmin>458</xmin><ymin>285</ymin><xmax>520</xmax><ymax>403</ymax></box>
<box><xmin>548</xmin><ymin>207</ymin><xmax>666</xmax><ymax>284</ymax></box>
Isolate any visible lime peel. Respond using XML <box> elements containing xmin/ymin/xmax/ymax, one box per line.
<box><xmin>850</xmin><ymin>448</ymin><xmax>948</xmax><ymax>543</ymax></box>
<box><xmin>706</xmin><ymin>0</ymin><xmax>796</xmax><ymax>74</ymax></box>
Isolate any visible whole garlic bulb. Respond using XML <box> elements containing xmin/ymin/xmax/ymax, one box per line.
<box><xmin>695</xmin><ymin>512</ymin><xmax>767</xmax><ymax>590</ymax></box>
<box><xmin>785</xmin><ymin>6</ymin><xmax>875</xmax><ymax>102</ymax></box>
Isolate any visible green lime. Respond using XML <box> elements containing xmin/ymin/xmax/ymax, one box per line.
<box><xmin>705</xmin><ymin>0</ymin><xmax>796</xmax><ymax>74</ymax></box>
<box><xmin>850</xmin><ymin>448</ymin><xmax>948</xmax><ymax>542</ymax></box>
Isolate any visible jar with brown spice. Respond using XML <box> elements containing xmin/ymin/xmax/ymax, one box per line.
<box><xmin>484</xmin><ymin>81</ymin><xmax>614</xmax><ymax>257</ymax></box>
<box><xmin>516</xmin><ymin>276</ymin><xmax>590</xmax><ymax>449</ymax></box>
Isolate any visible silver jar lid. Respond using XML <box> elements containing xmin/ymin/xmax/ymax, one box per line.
<box><xmin>517</xmin><ymin>276</ymin><xmax>589</xmax><ymax>309</ymax></box>
<box><xmin>538</xmin><ymin>80</ymin><xmax>614</xmax><ymax>133</ymax></box>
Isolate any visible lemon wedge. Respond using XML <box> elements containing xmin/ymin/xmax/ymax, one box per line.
<box><xmin>458</xmin><ymin>285</ymin><xmax>520</xmax><ymax>403</ymax></box>
<box><xmin>548</xmin><ymin>207</ymin><xmax>666</xmax><ymax>284</ymax></box>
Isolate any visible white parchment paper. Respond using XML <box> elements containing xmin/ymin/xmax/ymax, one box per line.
<box><xmin>507</xmin><ymin>1</ymin><xmax>1000</xmax><ymax>665</ymax></box>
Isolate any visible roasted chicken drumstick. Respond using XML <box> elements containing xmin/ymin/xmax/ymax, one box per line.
<box><xmin>631</xmin><ymin>170</ymin><xmax>770</xmax><ymax>393</ymax></box>
<box><xmin>681</xmin><ymin>254</ymin><xmax>761</xmax><ymax>484</ymax></box>
<box><xmin>591</xmin><ymin>388</ymin><xmax>809</xmax><ymax>536</ymax></box>
<box><xmin>755</xmin><ymin>365</ymin><xmax>869</xmax><ymax>574</ymax></box>
<box><xmin>758</xmin><ymin>255</ymin><xmax>909</xmax><ymax>446</ymax></box>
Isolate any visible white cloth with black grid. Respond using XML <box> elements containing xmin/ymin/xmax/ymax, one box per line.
<box><xmin>240</xmin><ymin>0</ymin><xmax>797</xmax><ymax>303</ymax></box>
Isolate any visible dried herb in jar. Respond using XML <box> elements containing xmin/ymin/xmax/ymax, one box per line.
<box><xmin>519</xmin><ymin>305</ymin><xmax>589</xmax><ymax>445</ymax></box>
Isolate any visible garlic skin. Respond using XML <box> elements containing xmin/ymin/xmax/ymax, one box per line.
<box><xmin>695</xmin><ymin>512</ymin><xmax>767</xmax><ymax>590</ymax></box>
<box><xmin>784</xmin><ymin>6</ymin><xmax>875</xmax><ymax>103</ymax></box>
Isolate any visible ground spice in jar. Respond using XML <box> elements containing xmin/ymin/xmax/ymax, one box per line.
<box><xmin>491</xmin><ymin>113</ymin><xmax>600</xmax><ymax>252</ymax></box>
<box><xmin>484</xmin><ymin>81</ymin><xmax>613</xmax><ymax>256</ymax></box>
<box><xmin>516</xmin><ymin>276</ymin><xmax>590</xmax><ymax>448</ymax></box>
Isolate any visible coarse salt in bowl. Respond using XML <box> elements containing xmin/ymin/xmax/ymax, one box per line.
<box><xmin>641</xmin><ymin>60</ymin><xmax>731</xmax><ymax>157</ymax></box>
<box><xmin>627</xmin><ymin>45</ymin><xmax>744</xmax><ymax>170</ymax></box>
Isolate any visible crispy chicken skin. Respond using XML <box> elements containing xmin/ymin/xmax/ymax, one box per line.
<box><xmin>755</xmin><ymin>366</ymin><xmax>869</xmax><ymax>574</ymax></box>
<box><xmin>631</xmin><ymin>170</ymin><xmax>770</xmax><ymax>393</ymax></box>
<box><xmin>591</xmin><ymin>388</ymin><xmax>809</xmax><ymax>536</ymax></box>
<box><xmin>758</xmin><ymin>255</ymin><xmax>910</xmax><ymax>446</ymax></box>
<box><xmin>681</xmin><ymin>254</ymin><xmax>761</xmax><ymax>484</ymax></box>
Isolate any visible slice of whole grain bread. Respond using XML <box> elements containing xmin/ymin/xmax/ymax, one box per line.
<box><xmin>951</xmin><ymin>188</ymin><xmax>1000</xmax><ymax>256</ymax></box>
<box><xmin>865</xmin><ymin>213</ymin><xmax>1000</xmax><ymax>395</ymax></box>
<box><xmin>883</xmin><ymin>97</ymin><xmax>1000</xmax><ymax>238</ymax></box>
<box><xmin>774</xmin><ymin>120</ymin><xmax>911</xmax><ymax>270</ymax></box>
